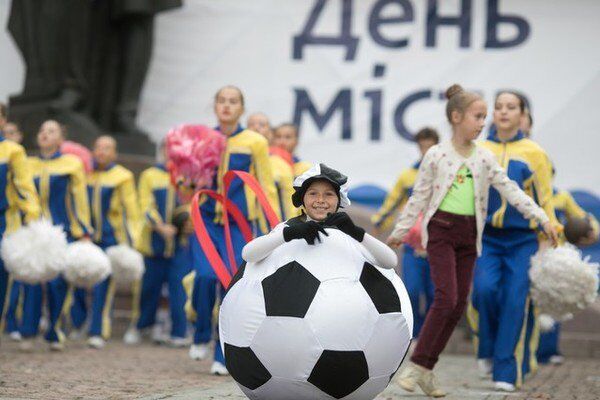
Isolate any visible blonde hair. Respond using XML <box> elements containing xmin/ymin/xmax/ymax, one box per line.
<box><xmin>445</xmin><ymin>84</ymin><xmax>483</xmax><ymax>124</ymax></box>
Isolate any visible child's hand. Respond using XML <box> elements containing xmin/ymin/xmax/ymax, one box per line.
<box><xmin>283</xmin><ymin>221</ymin><xmax>329</xmax><ymax>245</ymax></box>
<box><xmin>542</xmin><ymin>221</ymin><xmax>559</xmax><ymax>248</ymax></box>
<box><xmin>386</xmin><ymin>235</ymin><xmax>404</xmax><ymax>248</ymax></box>
<box><xmin>323</xmin><ymin>212</ymin><xmax>365</xmax><ymax>242</ymax></box>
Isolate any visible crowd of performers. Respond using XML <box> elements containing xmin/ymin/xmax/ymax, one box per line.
<box><xmin>0</xmin><ymin>82</ymin><xmax>597</xmax><ymax>396</ymax></box>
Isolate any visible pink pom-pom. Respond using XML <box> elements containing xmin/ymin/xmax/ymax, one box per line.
<box><xmin>403</xmin><ymin>213</ymin><xmax>424</xmax><ymax>252</ymax></box>
<box><xmin>61</xmin><ymin>141</ymin><xmax>93</xmax><ymax>173</ymax></box>
<box><xmin>166</xmin><ymin>124</ymin><xmax>226</xmax><ymax>191</ymax></box>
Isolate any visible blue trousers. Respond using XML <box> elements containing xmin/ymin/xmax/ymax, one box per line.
<box><xmin>68</xmin><ymin>242</ymin><xmax>116</xmax><ymax>339</ymax></box>
<box><xmin>537</xmin><ymin>324</ymin><xmax>560</xmax><ymax>364</ymax></box>
<box><xmin>471</xmin><ymin>227</ymin><xmax>539</xmax><ymax>386</ymax></box>
<box><xmin>18</xmin><ymin>276</ymin><xmax>71</xmax><ymax>342</ymax></box>
<box><xmin>70</xmin><ymin>288</ymin><xmax>88</xmax><ymax>330</ymax></box>
<box><xmin>402</xmin><ymin>246</ymin><xmax>434</xmax><ymax>338</ymax></box>
<box><xmin>0</xmin><ymin>258</ymin><xmax>9</xmax><ymax>331</ymax></box>
<box><xmin>190</xmin><ymin>216</ymin><xmax>246</xmax><ymax>363</ymax></box>
<box><xmin>4</xmin><ymin>280</ymin><xmax>22</xmax><ymax>333</ymax></box>
<box><xmin>136</xmin><ymin>249</ymin><xmax>192</xmax><ymax>339</ymax></box>
<box><xmin>88</xmin><ymin>276</ymin><xmax>116</xmax><ymax>338</ymax></box>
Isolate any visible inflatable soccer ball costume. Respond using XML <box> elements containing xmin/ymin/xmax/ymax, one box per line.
<box><xmin>220</xmin><ymin>229</ymin><xmax>413</xmax><ymax>400</ymax></box>
<box><xmin>217</xmin><ymin>164</ymin><xmax>414</xmax><ymax>400</ymax></box>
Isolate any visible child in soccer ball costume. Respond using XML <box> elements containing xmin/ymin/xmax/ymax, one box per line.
<box><xmin>242</xmin><ymin>163</ymin><xmax>397</xmax><ymax>270</ymax></box>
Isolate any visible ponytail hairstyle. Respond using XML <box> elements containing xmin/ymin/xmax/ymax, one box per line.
<box><xmin>445</xmin><ymin>84</ymin><xmax>483</xmax><ymax>125</ymax></box>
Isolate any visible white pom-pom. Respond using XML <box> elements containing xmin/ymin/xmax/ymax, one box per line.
<box><xmin>530</xmin><ymin>244</ymin><xmax>599</xmax><ymax>320</ymax></box>
<box><xmin>1</xmin><ymin>219</ymin><xmax>68</xmax><ymax>284</ymax></box>
<box><xmin>64</xmin><ymin>241</ymin><xmax>112</xmax><ymax>288</ymax></box>
<box><xmin>538</xmin><ymin>314</ymin><xmax>556</xmax><ymax>333</ymax></box>
<box><xmin>106</xmin><ymin>245</ymin><xmax>145</xmax><ymax>285</ymax></box>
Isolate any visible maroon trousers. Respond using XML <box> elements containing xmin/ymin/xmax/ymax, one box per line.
<box><xmin>411</xmin><ymin>210</ymin><xmax>478</xmax><ymax>370</ymax></box>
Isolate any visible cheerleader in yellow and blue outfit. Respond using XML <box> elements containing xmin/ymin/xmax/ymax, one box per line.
<box><xmin>371</xmin><ymin>127</ymin><xmax>439</xmax><ymax>338</ymax></box>
<box><xmin>124</xmin><ymin>144</ymin><xmax>191</xmax><ymax>346</ymax></box>
<box><xmin>248</xmin><ymin>113</ymin><xmax>297</xmax><ymax>221</ymax></box>
<box><xmin>72</xmin><ymin>135</ymin><xmax>140</xmax><ymax>349</ymax></box>
<box><xmin>0</xmin><ymin>121</ymin><xmax>40</xmax><ymax>336</ymax></box>
<box><xmin>189</xmin><ymin>86</ymin><xmax>280</xmax><ymax>375</ymax></box>
<box><xmin>17</xmin><ymin>120</ymin><xmax>92</xmax><ymax>351</ymax></box>
<box><xmin>469</xmin><ymin>92</ymin><xmax>560</xmax><ymax>392</ymax></box>
<box><xmin>272</xmin><ymin>123</ymin><xmax>311</xmax><ymax>178</ymax></box>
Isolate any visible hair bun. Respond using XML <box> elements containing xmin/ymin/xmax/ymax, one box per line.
<box><xmin>445</xmin><ymin>84</ymin><xmax>464</xmax><ymax>100</ymax></box>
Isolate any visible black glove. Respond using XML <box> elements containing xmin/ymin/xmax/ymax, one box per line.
<box><xmin>283</xmin><ymin>221</ymin><xmax>329</xmax><ymax>245</ymax></box>
<box><xmin>324</xmin><ymin>212</ymin><xmax>365</xmax><ymax>242</ymax></box>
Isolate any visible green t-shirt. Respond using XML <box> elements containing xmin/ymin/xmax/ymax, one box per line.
<box><xmin>438</xmin><ymin>165</ymin><xmax>476</xmax><ymax>216</ymax></box>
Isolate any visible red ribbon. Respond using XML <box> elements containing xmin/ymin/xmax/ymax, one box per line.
<box><xmin>191</xmin><ymin>170</ymin><xmax>280</xmax><ymax>289</ymax></box>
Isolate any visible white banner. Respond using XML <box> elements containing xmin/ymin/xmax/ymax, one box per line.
<box><xmin>2</xmin><ymin>1</ymin><xmax>599</xmax><ymax>194</ymax></box>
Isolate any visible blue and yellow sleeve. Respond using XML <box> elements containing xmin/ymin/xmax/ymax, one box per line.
<box><xmin>253</xmin><ymin>137</ymin><xmax>282</xmax><ymax>221</ymax></box>
<box><xmin>68</xmin><ymin>157</ymin><xmax>92</xmax><ymax>238</ymax></box>
<box><xmin>10</xmin><ymin>144</ymin><xmax>40</xmax><ymax>223</ymax></box>
<box><xmin>138</xmin><ymin>169</ymin><xmax>163</xmax><ymax>226</ymax></box>
<box><xmin>371</xmin><ymin>171</ymin><xmax>409</xmax><ymax>231</ymax></box>
<box><xmin>119</xmin><ymin>171</ymin><xmax>141</xmax><ymax>247</ymax></box>
<box><xmin>533</xmin><ymin>152</ymin><xmax>560</xmax><ymax>228</ymax></box>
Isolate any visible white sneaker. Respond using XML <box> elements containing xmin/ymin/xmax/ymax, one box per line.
<box><xmin>18</xmin><ymin>339</ymin><xmax>34</xmax><ymax>352</ymax></box>
<box><xmin>151</xmin><ymin>325</ymin><xmax>168</xmax><ymax>344</ymax></box>
<box><xmin>189</xmin><ymin>343</ymin><xmax>210</xmax><ymax>360</ymax></box>
<box><xmin>49</xmin><ymin>341</ymin><xmax>65</xmax><ymax>352</ymax></box>
<box><xmin>477</xmin><ymin>358</ymin><xmax>493</xmax><ymax>378</ymax></box>
<box><xmin>494</xmin><ymin>381</ymin><xmax>516</xmax><ymax>392</ymax></box>
<box><xmin>87</xmin><ymin>336</ymin><xmax>105</xmax><ymax>349</ymax></box>
<box><xmin>123</xmin><ymin>328</ymin><xmax>141</xmax><ymax>345</ymax></box>
<box><xmin>549</xmin><ymin>355</ymin><xmax>565</xmax><ymax>365</ymax></box>
<box><xmin>210</xmin><ymin>361</ymin><xmax>229</xmax><ymax>376</ymax></box>
<box><xmin>9</xmin><ymin>331</ymin><xmax>22</xmax><ymax>341</ymax></box>
<box><xmin>169</xmin><ymin>337</ymin><xmax>191</xmax><ymax>348</ymax></box>
<box><xmin>69</xmin><ymin>329</ymin><xmax>83</xmax><ymax>341</ymax></box>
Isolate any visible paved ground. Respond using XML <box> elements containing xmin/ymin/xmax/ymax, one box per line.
<box><xmin>1</xmin><ymin>338</ymin><xmax>599</xmax><ymax>400</ymax></box>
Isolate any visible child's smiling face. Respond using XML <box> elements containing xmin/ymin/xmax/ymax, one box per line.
<box><xmin>303</xmin><ymin>180</ymin><xmax>339</xmax><ymax>221</ymax></box>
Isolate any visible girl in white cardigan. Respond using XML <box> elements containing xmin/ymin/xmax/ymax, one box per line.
<box><xmin>387</xmin><ymin>84</ymin><xmax>558</xmax><ymax>397</ymax></box>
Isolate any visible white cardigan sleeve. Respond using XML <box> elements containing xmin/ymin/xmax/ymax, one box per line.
<box><xmin>389</xmin><ymin>148</ymin><xmax>436</xmax><ymax>240</ymax></box>
<box><xmin>485</xmin><ymin>152</ymin><xmax>549</xmax><ymax>225</ymax></box>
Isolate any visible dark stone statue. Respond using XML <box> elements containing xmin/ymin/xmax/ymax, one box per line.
<box><xmin>7</xmin><ymin>0</ymin><xmax>182</xmax><ymax>154</ymax></box>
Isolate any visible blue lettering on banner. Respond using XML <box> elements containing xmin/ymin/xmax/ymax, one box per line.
<box><xmin>393</xmin><ymin>90</ymin><xmax>432</xmax><ymax>141</ymax></box>
<box><xmin>485</xmin><ymin>0</ymin><xmax>530</xmax><ymax>48</ymax></box>
<box><xmin>291</xmin><ymin>1</ymin><xmax>532</xmax><ymax>141</ymax></box>
<box><xmin>293</xmin><ymin>0</ymin><xmax>359</xmax><ymax>61</ymax></box>
<box><xmin>293</xmin><ymin>88</ymin><xmax>353</xmax><ymax>140</ymax></box>
<box><xmin>369</xmin><ymin>0</ymin><xmax>414</xmax><ymax>48</ymax></box>
<box><xmin>426</xmin><ymin>0</ymin><xmax>472</xmax><ymax>48</ymax></box>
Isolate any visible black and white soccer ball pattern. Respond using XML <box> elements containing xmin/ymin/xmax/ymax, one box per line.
<box><xmin>219</xmin><ymin>228</ymin><xmax>413</xmax><ymax>400</ymax></box>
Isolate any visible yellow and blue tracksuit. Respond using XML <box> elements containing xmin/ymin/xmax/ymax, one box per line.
<box><xmin>4</xmin><ymin>280</ymin><xmax>22</xmax><ymax>334</ymax></box>
<box><xmin>133</xmin><ymin>164</ymin><xmax>190</xmax><ymax>339</ymax></box>
<box><xmin>293</xmin><ymin>155</ymin><xmax>311</xmax><ymax>178</ymax></box>
<box><xmin>0</xmin><ymin>137</ymin><xmax>40</xmax><ymax>333</ymax></box>
<box><xmin>71</xmin><ymin>162</ymin><xmax>140</xmax><ymax>339</ymax></box>
<box><xmin>190</xmin><ymin>125</ymin><xmax>280</xmax><ymax>363</ymax></box>
<box><xmin>270</xmin><ymin>152</ymin><xmax>296</xmax><ymax>220</ymax></box>
<box><xmin>371</xmin><ymin>161</ymin><xmax>434</xmax><ymax>338</ymax></box>
<box><xmin>469</xmin><ymin>129</ymin><xmax>558</xmax><ymax>386</ymax></box>
<box><xmin>18</xmin><ymin>152</ymin><xmax>92</xmax><ymax>343</ymax></box>
<box><xmin>536</xmin><ymin>189</ymin><xmax>598</xmax><ymax>363</ymax></box>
